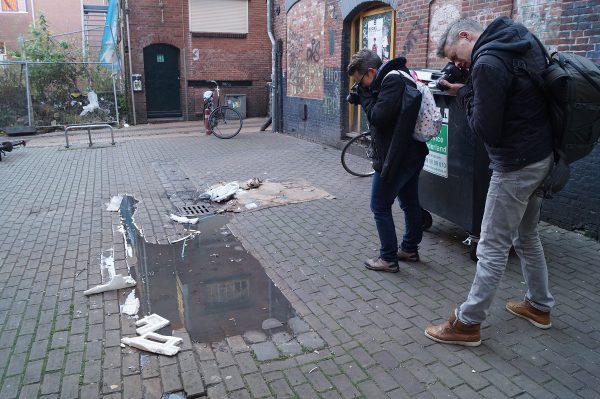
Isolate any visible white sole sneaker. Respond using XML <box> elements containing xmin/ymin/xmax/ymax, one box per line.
<box><xmin>506</xmin><ymin>304</ymin><xmax>552</xmax><ymax>329</ymax></box>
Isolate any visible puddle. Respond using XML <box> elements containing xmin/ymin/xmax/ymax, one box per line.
<box><xmin>119</xmin><ymin>196</ymin><xmax>295</xmax><ymax>343</ymax></box>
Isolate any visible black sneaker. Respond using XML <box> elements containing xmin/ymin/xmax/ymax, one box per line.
<box><xmin>398</xmin><ymin>249</ymin><xmax>419</xmax><ymax>262</ymax></box>
<box><xmin>364</xmin><ymin>257</ymin><xmax>399</xmax><ymax>273</ymax></box>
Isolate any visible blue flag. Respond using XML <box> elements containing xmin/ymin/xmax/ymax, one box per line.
<box><xmin>99</xmin><ymin>0</ymin><xmax>120</xmax><ymax>71</ymax></box>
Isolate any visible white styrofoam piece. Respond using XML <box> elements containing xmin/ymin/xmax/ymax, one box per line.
<box><xmin>135</xmin><ymin>313</ymin><xmax>170</xmax><ymax>335</ymax></box>
<box><xmin>84</xmin><ymin>274</ymin><xmax>137</xmax><ymax>296</ymax></box>
<box><xmin>106</xmin><ymin>195</ymin><xmax>124</xmax><ymax>211</ymax></box>
<box><xmin>120</xmin><ymin>289</ymin><xmax>140</xmax><ymax>316</ymax></box>
<box><xmin>100</xmin><ymin>249</ymin><xmax>115</xmax><ymax>281</ymax></box>
<box><xmin>169</xmin><ymin>214</ymin><xmax>199</xmax><ymax>224</ymax></box>
<box><xmin>121</xmin><ymin>332</ymin><xmax>183</xmax><ymax>356</ymax></box>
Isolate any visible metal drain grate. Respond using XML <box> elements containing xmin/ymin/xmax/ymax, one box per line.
<box><xmin>179</xmin><ymin>204</ymin><xmax>213</xmax><ymax>216</ymax></box>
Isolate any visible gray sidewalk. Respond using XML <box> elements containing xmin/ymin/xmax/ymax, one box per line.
<box><xmin>0</xmin><ymin>124</ymin><xmax>599</xmax><ymax>398</ymax></box>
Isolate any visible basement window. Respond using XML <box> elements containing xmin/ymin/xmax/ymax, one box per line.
<box><xmin>189</xmin><ymin>0</ymin><xmax>248</xmax><ymax>35</ymax></box>
<box><xmin>1</xmin><ymin>0</ymin><xmax>27</xmax><ymax>12</ymax></box>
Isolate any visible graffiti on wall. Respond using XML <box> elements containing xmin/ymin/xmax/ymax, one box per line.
<box><xmin>403</xmin><ymin>18</ymin><xmax>424</xmax><ymax>55</ymax></box>
<box><xmin>427</xmin><ymin>0</ymin><xmax>461</xmax><ymax>67</ymax></box>
<box><xmin>323</xmin><ymin>67</ymin><xmax>341</xmax><ymax>115</ymax></box>
<box><xmin>287</xmin><ymin>0</ymin><xmax>325</xmax><ymax>99</ymax></box>
<box><xmin>513</xmin><ymin>0</ymin><xmax>561</xmax><ymax>51</ymax></box>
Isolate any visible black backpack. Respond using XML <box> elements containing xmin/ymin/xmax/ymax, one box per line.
<box><xmin>530</xmin><ymin>35</ymin><xmax>600</xmax><ymax>197</ymax></box>
<box><xmin>481</xmin><ymin>36</ymin><xmax>600</xmax><ymax>197</ymax></box>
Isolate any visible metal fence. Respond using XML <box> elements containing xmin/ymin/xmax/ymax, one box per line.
<box><xmin>0</xmin><ymin>60</ymin><xmax>121</xmax><ymax>129</ymax></box>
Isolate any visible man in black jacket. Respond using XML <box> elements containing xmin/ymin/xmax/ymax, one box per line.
<box><xmin>346</xmin><ymin>50</ymin><xmax>428</xmax><ymax>273</ymax></box>
<box><xmin>425</xmin><ymin>17</ymin><xmax>554</xmax><ymax>346</ymax></box>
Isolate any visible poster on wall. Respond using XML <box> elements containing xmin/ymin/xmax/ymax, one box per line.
<box><xmin>362</xmin><ymin>11</ymin><xmax>392</xmax><ymax>63</ymax></box>
<box><xmin>286</xmin><ymin>0</ymin><xmax>325</xmax><ymax>99</ymax></box>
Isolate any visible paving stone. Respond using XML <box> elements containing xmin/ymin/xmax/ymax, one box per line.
<box><xmin>141</xmin><ymin>378</ymin><xmax>162</xmax><ymax>399</ymax></box>
<box><xmin>40</xmin><ymin>372</ymin><xmax>62</xmax><ymax>395</ymax></box>
<box><xmin>277</xmin><ymin>339</ymin><xmax>304</xmax><ymax>356</ymax></box>
<box><xmin>160</xmin><ymin>363</ymin><xmax>183</xmax><ymax>393</ymax></box>
<box><xmin>226</xmin><ymin>335</ymin><xmax>250</xmax><ymax>354</ymax></box>
<box><xmin>292</xmin><ymin>383</ymin><xmax>319</xmax><ymax>399</ymax></box>
<box><xmin>222</xmin><ymin>365</ymin><xmax>245</xmax><ymax>391</ymax></box>
<box><xmin>193</xmin><ymin>343</ymin><xmax>215</xmax><ymax>361</ymax></box>
<box><xmin>0</xmin><ymin>375</ymin><xmax>20</xmax><ymax>399</ymax></box>
<box><xmin>245</xmin><ymin>372</ymin><xmax>272</xmax><ymax>398</ymax></box>
<box><xmin>262</xmin><ymin>318</ymin><xmax>284</xmax><ymax>330</ymax></box>
<box><xmin>19</xmin><ymin>383</ymin><xmax>40</xmax><ymax>399</ymax></box>
<box><xmin>296</xmin><ymin>332</ymin><xmax>325</xmax><ymax>350</ymax></box>
<box><xmin>23</xmin><ymin>359</ymin><xmax>45</xmax><ymax>384</ymax></box>
<box><xmin>243</xmin><ymin>330</ymin><xmax>267</xmax><ymax>344</ymax></box>
<box><xmin>269</xmin><ymin>379</ymin><xmax>295</xmax><ymax>398</ymax></box>
<box><xmin>122</xmin><ymin>374</ymin><xmax>143</xmax><ymax>399</ymax></box>
<box><xmin>288</xmin><ymin>317</ymin><xmax>311</xmax><ymax>335</ymax></box>
<box><xmin>60</xmin><ymin>374</ymin><xmax>80</xmax><ymax>399</ymax></box>
<box><xmin>251</xmin><ymin>341</ymin><xmax>279</xmax><ymax>362</ymax></box>
<box><xmin>234</xmin><ymin>352</ymin><xmax>259</xmax><ymax>375</ymax></box>
<box><xmin>331</xmin><ymin>373</ymin><xmax>361</xmax><ymax>399</ymax></box>
<box><xmin>181</xmin><ymin>369</ymin><xmax>206</xmax><ymax>398</ymax></box>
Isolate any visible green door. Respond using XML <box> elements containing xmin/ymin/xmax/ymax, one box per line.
<box><xmin>143</xmin><ymin>44</ymin><xmax>182</xmax><ymax>118</ymax></box>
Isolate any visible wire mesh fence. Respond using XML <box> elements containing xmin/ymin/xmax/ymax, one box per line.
<box><xmin>0</xmin><ymin>63</ymin><xmax>29</xmax><ymax>128</ymax></box>
<box><xmin>0</xmin><ymin>60</ymin><xmax>122</xmax><ymax>130</ymax></box>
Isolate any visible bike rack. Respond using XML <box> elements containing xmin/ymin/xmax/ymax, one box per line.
<box><xmin>64</xmin><ymin>124</ymin><xmax>115</xmax><ymax>148</ymax></box>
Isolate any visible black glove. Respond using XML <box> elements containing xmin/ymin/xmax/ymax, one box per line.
<box><xmin>346</xmin><ymin>91</ymin><xmax>361</xmax><ymax>105</ymax></box>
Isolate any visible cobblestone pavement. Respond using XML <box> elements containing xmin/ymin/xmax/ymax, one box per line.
<box><xmin>1</xmin><ymin>123</ymin><xmax>599</xmax><ymax>399</ymax></box>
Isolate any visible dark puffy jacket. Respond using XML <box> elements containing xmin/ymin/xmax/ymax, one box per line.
<box><xmin>457</xmin><ymin>16</ymin><xmax>553</xmax><ymax>172</ymax></box>
<box><xmin>359</xmin><ymin>58</ymin><xmax>428</xmax><ymax>180</ymax></box>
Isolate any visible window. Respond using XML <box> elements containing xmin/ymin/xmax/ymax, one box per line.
<box><xmin>1</xmin><ymin>0</ymin><xmax>27</xmax><ymax>12</ymax></box>
<box><xmin>189</xmin><ymin>0</ymin><xmax>248</xmax><ymax>35</ymax></box>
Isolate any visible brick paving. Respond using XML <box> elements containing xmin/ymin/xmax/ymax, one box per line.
<box><xmin>0</xmin><ymin>122</ymin><xmax>599</xmax><ymax>398</ymax></box>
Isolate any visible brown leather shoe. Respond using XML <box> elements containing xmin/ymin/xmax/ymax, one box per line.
<box><xmin>364</xmin><ymin>257</ymin><xmax>399</xmax><ymax>273</ymax></box>
<box><xmin>398</xmin><ymin>249</ymin><xmax>419</xmax><ymax>262</ymax></box>
<box><xmin>506</xmin><ymin>300</ymin><xmax>551</xmax><ymax>329</ymax></box>
<box><xmin>425</xmin><ymin>311</ymin><xmax>481</xmax><ymax>347</ymax></box>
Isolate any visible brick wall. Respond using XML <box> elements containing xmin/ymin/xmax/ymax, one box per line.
<box><xmin>127</xmin><ymin>0</ymin><xmax>270</xmax><ymax>123</ymax></box>
<box><xmin>542</xmin><ymin>146</ymin><xmax>600</xmax><ymax>240</ymax></box>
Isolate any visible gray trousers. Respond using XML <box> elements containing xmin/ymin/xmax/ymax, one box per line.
<box><xmin>458</xmin><ymin>154</ymin><xmax>554</xmax><ymax>324</ymax></box>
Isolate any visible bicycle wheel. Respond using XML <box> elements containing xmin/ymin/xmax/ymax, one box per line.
<box><xmin>209</xmin><ymin>106</ymin><xmax>243</xmax><ymax>139</ymax></box>
<box><xmin>341</xmin><ymin>133</ymin><xmax>375</xmax><ymax>177</ymax></box>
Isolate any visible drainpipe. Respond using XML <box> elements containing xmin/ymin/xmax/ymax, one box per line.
<box><xmin>125</xmin><ymin>0</ymin><xmax>137</xmax><ymax>124</ymax></box>
<box><xmin>30</xmin><ymin>0</ymin><xmax>36</xmax><ymax>28</ymax></box>
<box><xmin>266</xmin><ymin>0</ymin><xmax>278</xmax><ymax>132</ymax></box>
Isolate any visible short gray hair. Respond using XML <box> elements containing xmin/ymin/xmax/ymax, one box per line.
<box><xmin>436</xmin><ymin>18</ymin><xmax>484</xmax><ymax>58</ymax></box>
<box><xmin>347</xmin><ymin>49</ymin><xmax>382</xmax><ymax>76</ymax></box>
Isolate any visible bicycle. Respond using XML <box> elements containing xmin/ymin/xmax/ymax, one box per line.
<box><xmin>341</xmin><ymin>130</ymin><xmax>375</xmax><ymax>177</ymax></box>
<box><xmin>341</xmin><ymin>130</ymin><xmax>433</xmax><ymax>231</ymax></box>
<box><xmin>202</xmin><ymin>80</ymin><xmax>243</xmax><ymax>139</ymax></box>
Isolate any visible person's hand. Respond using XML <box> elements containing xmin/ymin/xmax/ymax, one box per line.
<box><xmin>438</xmin><ymin>80</ymin><xmax>465</xmax><ymax>96</ymax></box>
<box><xmin>346</xmin><ymin>91</ymin><xmax>361</xmax><ymax>105</ymax></box>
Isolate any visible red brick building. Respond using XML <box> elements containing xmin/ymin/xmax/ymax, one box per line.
<box><xmin>125</xmin><ymin>0</ymin><xmax>271</xmax><ymax>123</ymax></box>
<box><xmin>0</xmin><ymin>0</ymin><xmax>106</xmax><ymax>57</ymax></box>
<box><xmin>272</xmin><ymin>0</ymin><xmax>600</xmax><ymax>144</ymax></box>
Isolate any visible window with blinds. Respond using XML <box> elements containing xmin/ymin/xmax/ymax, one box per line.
<box><xmin>189</xmin><ymin>0</ymin><xmax>248</xmax><ymax>34</ymax></box>
<box><xmin>1</xmin><ymin>0</ymin><xmax>27</xmax><ymax>12</ymax></box>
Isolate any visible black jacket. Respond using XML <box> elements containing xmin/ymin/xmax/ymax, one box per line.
<box><xmin>457</xmin><ymin>16</ymin><xmax>553</xmax><ymax>172</ymax></box>
<box><xmin>358</xmin><ymin>58</ymin><xmax>428</xmax><ymax>180</ymax></box>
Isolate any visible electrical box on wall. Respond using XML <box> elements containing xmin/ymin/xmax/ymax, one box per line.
<box><xmin>132</xmin><ymin>74</ymin><xmax>143</xmax><ymax>91</ymax></box>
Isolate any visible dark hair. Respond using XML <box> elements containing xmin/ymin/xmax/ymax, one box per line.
<box><xmin>347</xmin><ymin>49</ymin><xmax>382</xmax><ymax>76</ymax></box>
<box><xmin>436</xmin><ymin>18</ymin><xmax>484</xmax><ymax>58</ymax></box>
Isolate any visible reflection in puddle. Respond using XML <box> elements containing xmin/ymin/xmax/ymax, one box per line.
<box><xmin>119</xmin><ymin>196</ymin><xmax>295</xmax><ymax>343</ymax></box>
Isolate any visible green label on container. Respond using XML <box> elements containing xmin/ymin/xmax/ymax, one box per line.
<box><xmin>424</xmin><ymin>122</ymin><xmax>448</xmax><ymax>178</ymax></box>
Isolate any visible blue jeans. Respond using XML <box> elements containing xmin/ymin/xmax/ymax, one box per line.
<box><xmin>370</xmin><ymin>162</ymin><xmax>424</xmax><ymax>261</ymax></box>
<box><xmin>458</xmin><ymin>154</ymin><xmax>554</xmax><ymax>324</ymax></box>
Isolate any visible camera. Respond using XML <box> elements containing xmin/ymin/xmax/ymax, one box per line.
<box><xmin>346</xmin><ymin>81</ymin><xmax>360</xmax><ymax>105</ymax></box>
<box><xmin>435</xmin><ymin>62</ymin><xmax>465</xmax><ymax>91</ymax></box>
